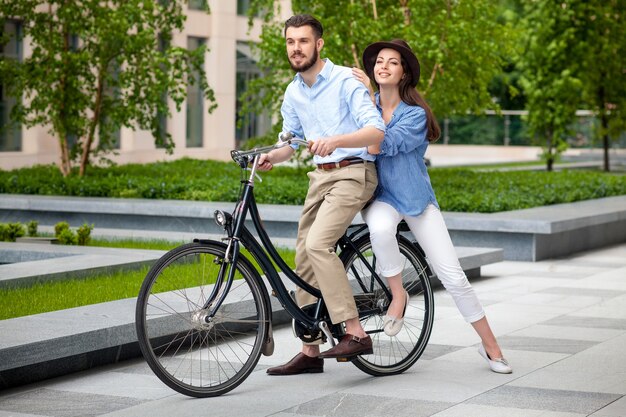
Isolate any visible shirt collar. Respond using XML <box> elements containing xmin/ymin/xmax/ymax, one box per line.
<box><xmin>294</xmin><ymin>58</ymin><xmax>333</xmax><ymax>85</ymax></box>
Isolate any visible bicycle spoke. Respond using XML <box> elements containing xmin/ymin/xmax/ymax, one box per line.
<box><xmin>343</xmin><ymin>235</ymin><xmax>434</xmax><ymax>376</ymax></box>
<box><xmin>136</xmin><ymin>242</ymin><xmax>268</xmax><ymax>397</ymax></box>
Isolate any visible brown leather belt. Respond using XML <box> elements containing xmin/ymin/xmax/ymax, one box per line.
<box><xmin>316</xmin><ymin>157</ymin><xmax>366</xmax><ymax>170</ymax></box>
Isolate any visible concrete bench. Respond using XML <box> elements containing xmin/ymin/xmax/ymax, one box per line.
<box><xmin>444</xmin><ymin>195</ymin><xmax>626</xmax><ymax>261</ymax></box>
<box><xmin>0</xmin><ymin>242</ymin><xmax>164</xmax><ymax>289</ymax></box>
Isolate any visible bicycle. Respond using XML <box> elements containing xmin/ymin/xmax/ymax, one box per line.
<box><xmin>135</xmin><ymin>134</ymin><xmax>435</xmax><ymax>397</ymax></box>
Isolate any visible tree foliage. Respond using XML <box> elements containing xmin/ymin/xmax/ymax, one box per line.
<box><xmin>576</xmin><ymin>0</ymin><xmax>626</xmax><ymax>171</ymax></box>
<box><xmin>518</xmin><ymin>0</ymin><xmax>584</xmax><ymax>171</ymax></box>
<box><xmin>0</xmin><ymin>0</ymin><xmax>216</xmax><ymax>177</ymax></box>
<box><xmin>243</xmin><ymin>0</ymin><xmax>516</xmax><ymax>131</ymax></box>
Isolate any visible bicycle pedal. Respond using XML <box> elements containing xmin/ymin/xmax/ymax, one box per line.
<box><xmin>336</xmin><ymin>357</ymin><xmax>351</xmax><ymax>363</ymax></box>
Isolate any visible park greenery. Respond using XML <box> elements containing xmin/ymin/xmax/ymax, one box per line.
<box><xmin>0</xmin><ymin>1</ymin><xmax>624</xmax><ymax>177</ymax></box>
<box><xmin>243</xmin><ymin>0</ymin><xmax>515</xmax><ymax>127</ymax></box>
<box><xmin>0</xmin><ymin>220</ymin><xmax>93</xmax><ymax>244</ymax></box>
<box><xmin>0</xmin><ymin>238</ymin><xmax>296</xmax><ymax>320</ymax></box>
<box><xmin>0</xmin><ymin>0</ymin><xmax>216</xmax><ymax>177</ymax></box>
<box><xmin>518</xmin><ymin>0</ymin><xmax>626</xmax><ymax>171</ymax></box>
<box><xmin>0</xmin><ymin>159</ymin><xmax>624</xmax><ymax>213</ymax></box>
<box><xmin>242</xmin><ymin>0</ymin><xmax>626</xmax><ymax>171</ymax></box>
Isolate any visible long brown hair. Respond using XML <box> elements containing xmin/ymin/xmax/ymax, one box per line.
<box><xmin>370</xmin><ymin>57</ymin><xmax>441</xmax><ymax>142</ymax></box>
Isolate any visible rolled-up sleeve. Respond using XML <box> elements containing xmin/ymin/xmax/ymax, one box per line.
<box><xmin>280</xmin><ymin>89</ymin><xmax>305</xmax><ymax>149</ymax></box>
<box><xmin>344</xmin><ymin>78</ymin><xmax>386</xmax><ymax>133</ymax></box>
<box><xmin>380</xmin><ymin>106</ymin><xmax>427</xmax><ymax>157</ymax></box>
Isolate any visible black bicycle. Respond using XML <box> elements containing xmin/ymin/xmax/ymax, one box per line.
<box><xmin>135</xmin><ymin>134</ymin><xmax>435</xmax><ymax>397</ymax></box>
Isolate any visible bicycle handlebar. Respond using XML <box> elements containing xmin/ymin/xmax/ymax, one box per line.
<box><xmin>230</xmin><ymin>133</ymin><xmax>307</xmax><ymax>168</ymax></box>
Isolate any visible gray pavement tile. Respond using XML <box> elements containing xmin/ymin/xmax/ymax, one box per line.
<box><xmin>44</xmin><ymin>371</ymin><xmax>173</xmax><ymax>401</ymax></box>
<box><xmin>541</xmin><ymin>315</ymin><xmax>626</xmax><ymax>330</ymax></box>
<box><xmin>420</xmin><ymin>344</ymin><xmax>465</xmax><ymax>361</ymax></box>
<box><xmin>467</xmin><ymin>386</ymin><xmax>622</xmax><ymax>414</ymax></box>
<box><xmin>589</xmin><ymin>396</ymin><xmax>626</xmax><ymax>416</ymax></box>
<box><xmin>112</xmin><ymin>361</ymin><xmax>156</xmax><ymax>376</ymax></box>
<box><xmin>509</xmin><ymin>270</ymin><xmax>591</xmax><ymax>280</ymax></box>
<box><xmin>283</xmin><ymin>392</ymin><xmax>452</xmax><ymax>417</ymax></box>
<box><xmin>562</xmin><ymin>261</ymin><xmax>626</xmax><ymax>270</ymax></box>
<box><xmin>0</xmin><ymin>389</ymin><xmax>144</xmax><ymax>417</ymax></box>
<box><xmin>572</xmin><ymin>294</ymin><xmax>626</xmax><ymax>320</ymax></box>
<box><xmin>431</xmin><ymin>403</ymin><xmax>588</xmax><ymax>417</ymax></box>
<box><xmin>495</xmin><ymin>335</ymin><xmax>598</xmax><ymax>354</ymax></box>
<box><xmin>508</xmin><ymin>333</ymin><xmax>626</xmax><ymax>395</ymax></box>
<box><xmin>536</xmin><ymin>287</ymin><xmax>626</xmax><ymax>298</ymax></box>
<box><xmin>508</xmin><ymin>324</ymin><xmax>623</xmax><ymax>342</ymax></box>
<box><xmin>271</xmin><ymin>414</ymin><xmax>319</xmax><ymax>417</ymax></box>
<box><xmin>0</xmin><ymin>412</ymin><xmax>51</xmax><ymax>417</ymax></box>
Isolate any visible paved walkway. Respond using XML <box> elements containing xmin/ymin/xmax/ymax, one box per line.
<box><xmin>0</xmin><ymin>244</ymin><xmax>625</xmax><ymax>417</ymax></box>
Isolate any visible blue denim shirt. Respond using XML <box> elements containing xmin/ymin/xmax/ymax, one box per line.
<box><xmin>281</xmin><ymin>59</ymin><xmax>386</xmax><ymax>164</ymax></box>
<box><xmin>375</xmin><ymin>93</ymin><xmax>439</xmax><ymax>216</ymax></box>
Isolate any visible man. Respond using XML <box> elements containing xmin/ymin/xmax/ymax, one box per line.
<box><xmin>257</xmin><ymin>14</ymin><xmax>385</xmax><ymax>375</ymax></box>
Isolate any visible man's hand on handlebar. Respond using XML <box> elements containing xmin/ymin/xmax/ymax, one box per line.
<box><xmin>308</xmin><ymin>137</ymin><xmax>338</xmax><ymax>157</ymax></box>
<box><xmin>256</xmin><ymin>153</ymin><xmax>273</xmax><ymax>171</ymax></box>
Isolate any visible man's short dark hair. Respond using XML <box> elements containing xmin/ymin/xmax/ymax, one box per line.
<box><xmin>284</xmin><ymin>14</ymin><xmax>323</xmax><ymax>39</ymax></box>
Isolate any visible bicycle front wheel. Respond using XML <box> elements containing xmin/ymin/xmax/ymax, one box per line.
<box><xmin>342</xmin><ymin>234</ymin><xmax>434</xmax><ymax>376</ymax></box>
<box><xmin>135</xmin><ymin>242</ymin><xmax>269</xmax><ymax>397</ymax></box>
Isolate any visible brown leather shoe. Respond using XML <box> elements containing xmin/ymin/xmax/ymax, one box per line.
<box><xmin>266</xmin><ymin>352</ymin><xmax>324</xmax><ymax>375</ymax></box>
<box><xmin>318</xmin><ymin>334</ymin><xmax>373</xmax><ymax>359</ymax></box>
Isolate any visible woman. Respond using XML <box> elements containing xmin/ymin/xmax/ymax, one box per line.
<box><xmin>353</xmin><ymin>39</ymin><xmax>512</xmax><ymax>373</ymax></box>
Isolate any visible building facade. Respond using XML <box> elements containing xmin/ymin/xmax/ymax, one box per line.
<box><xmin>0</xmin><ymin>0</ymin><xmax>291</xmax><ymax>170</ymax></box>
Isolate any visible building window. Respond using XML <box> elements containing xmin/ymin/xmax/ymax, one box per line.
<box><xmin>188</xmin><ymin>0</ymin><xmax>205</xmax><ymax>11</ymax></box>
<box><xmin>237</xmin><ymin>0</ymin><xmax>250</xmax><ymax>16</ymax></box>
<box><xmin>186</xmin><ymin>37</ymin><xmax>205</xmax><ymax>148</ymax></box>
<box><xmin>0</xmin><ymin>20</ymin><xmax>23</xmax><ymax>152</ymax></box>
<box><xmin>235</xmin><ymin>41</ymin><xmax>270</xmax><ymax>146</ymax></box>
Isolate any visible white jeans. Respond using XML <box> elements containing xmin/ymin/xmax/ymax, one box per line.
<box><xmin>362</xmin><ymin>200</ymin><xmax>485</xmax><ymax>323</ymax></box>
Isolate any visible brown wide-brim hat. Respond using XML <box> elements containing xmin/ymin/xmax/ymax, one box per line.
<box><xmin>362</xmin><ymin>39</ymin><xmax>420</xmax><ymax>87</ymax></box>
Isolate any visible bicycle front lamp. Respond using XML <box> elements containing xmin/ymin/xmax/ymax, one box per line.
<box><xmin>214</xmin><ymin>210</ymin><xmax>232</xmax><ymax>227</ymax></box>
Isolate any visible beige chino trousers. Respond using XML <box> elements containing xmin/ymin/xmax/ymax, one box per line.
<box><xmin>295</xmin><ymin>162</ymin><xmax>378</xmax><ymax>325</ymax></box>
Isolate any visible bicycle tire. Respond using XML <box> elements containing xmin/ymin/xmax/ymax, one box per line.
<box><xmin>135</xmin><ymin>241</ymin><xmax>269</xmax><ymax>397</ymax></box>
<box><xmin>341</xmin><ymin>234</ymin><xmax>434</xmax><ymax>376</ymax></box>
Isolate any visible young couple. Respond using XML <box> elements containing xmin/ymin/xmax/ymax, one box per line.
<box><xmin>257</xmin><ymin>14</ymin><xmax>512</xmax><ymax>376</ymax></box>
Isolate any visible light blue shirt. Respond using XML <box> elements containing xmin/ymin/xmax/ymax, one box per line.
<box><xmin>374</xmin><ymin>93</ymin><xmax>439</xmax><ymax>216</ymax></box>
<box><xmin>281</xmin><ymin>59</ymin><xmax>385</xmax><ymax>164</ymax></box>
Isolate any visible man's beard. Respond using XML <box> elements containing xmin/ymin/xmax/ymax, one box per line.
<box><xmin>288</xmin><ymin>47</ymin><xmax>318</xmax><ymax>73</ymax></box>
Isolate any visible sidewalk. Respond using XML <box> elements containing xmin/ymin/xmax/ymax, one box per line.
<box><xmin>0</xmin><ymin>243</ymin><xmax>624</xmax><ymax>417</ymax></box>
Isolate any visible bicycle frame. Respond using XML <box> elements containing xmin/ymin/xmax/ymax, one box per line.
<box><xmin>203</xmin><ymin>140</ymin><xmax>392</xmax><ymax>336</ymax></box>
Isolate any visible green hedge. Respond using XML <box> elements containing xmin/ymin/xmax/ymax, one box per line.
<box><xmin>0</xmin><ymin>158</ymin><xmax>624</xmax><ymax>212</ymax></box>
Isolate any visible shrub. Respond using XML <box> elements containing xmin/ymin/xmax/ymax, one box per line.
<box><xmin>76</xmin><ymin>223</ymin><xmax>94</xmax><ymax>246</ymax></box>
<box><xmin>0</xmin><ymin>159</ymin><xmax>624</xmax><ymax>213</ymax></box>
<box><xmin>54</xmin><ymin>221</ymin><xmax>70</xmax><ymax>237</ymax></box>
<box><xmin>57</xmin><ymin>228</ymin><xmax>77</xmax><ymax>245</ymax></box>
<box><xmin>27</xmin><ymin>220</ymin><xmax>38</xmax><ymax>237</ymax></box>
<box><xmin>3</xmin><ymin>223</ymin><xmax>25</xmax><ymax>242</ymax></box>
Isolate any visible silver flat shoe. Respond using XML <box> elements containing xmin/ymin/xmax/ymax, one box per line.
<box><xmin>478</xmin><ymin>344</ymin><xmax>512</xmax><ymax>374</ymax></box>
<box><xmin>382</xmin><ymin>291</ymin><xmax>409</xmax><ymax>336</ymax></box>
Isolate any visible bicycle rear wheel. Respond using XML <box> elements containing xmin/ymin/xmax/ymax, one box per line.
<box><xmin>135</xmin><ymin>242</ymin><xmax>269</xmax><ymax>397</ymax></box>
<box><xmin>341</xmin><ymin>234</ymin><xmax>434</xmax><ymax>376</ymax></box>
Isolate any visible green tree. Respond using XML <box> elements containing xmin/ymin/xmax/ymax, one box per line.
<box><xmin>243</xmin><ymin>0</ymin><xmax>515</xmax><ymax>133</ymax></box>
<box><xmin>518</xmin><ymin>0</ymin><xmax>584</xmax><ymax>171</ymax></box>
<box><xmin>577</xmin><ymin>1</ymin><xmax>626</xmax><ymax>171</ymax></box>
<box><xmin>0</xmin><ymin>0</ymin><xmax>216</xmax><ymax>177</ymax></box>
